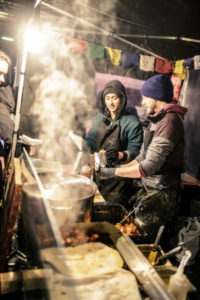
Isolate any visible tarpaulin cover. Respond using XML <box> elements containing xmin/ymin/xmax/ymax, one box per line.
<box><xmin>182</xmin><ymin>69</ymin><xmax>200</xmax><ymax>180</ymax></box>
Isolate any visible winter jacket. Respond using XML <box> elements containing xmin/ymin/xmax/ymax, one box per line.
<box><xmin>136</xmin><ymin>103</ymin><xmax>188</xmax><ymax>188</ymax></box>
<box><xmin>85</xmin><ymin>80</ymin><xmax>143</xmax><ymax>162</ymax></box>
<box><xmin>0</xmin><ymin>85</ymin><xmax>15</xmax><ymax>144</ymax></box>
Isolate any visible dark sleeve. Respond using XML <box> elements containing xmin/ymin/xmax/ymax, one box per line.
<box><xmin>122</xmin><ymin>115</ymin><xmax>143</xmax><ymax>161</ymax></box>
<box><xmin>84</xmin><ymin>114</ymin><xmax>102</xmax><ymax>153</ymax></box>
<box><xmin>0</xmin><ymin>142</ymin><xmax>5</xmax><ymax>156</ymax></box>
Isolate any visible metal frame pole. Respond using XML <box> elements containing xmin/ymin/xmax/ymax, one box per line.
<box><xmin>11</xmin><ymin>35</ymin><xmax>28</xmax><ymax>161</ymax></box>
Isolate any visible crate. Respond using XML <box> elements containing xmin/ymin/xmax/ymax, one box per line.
<box><xmin>92</xmin><ymin>202</ymin><xmax>130</xmax><ymax>224</ymax></box>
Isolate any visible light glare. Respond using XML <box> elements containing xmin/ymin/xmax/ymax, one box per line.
<box><xmin>25</xmin><ymin>27</ymin><xmax>46</xmax><ymax>53</ymax></box>
<box><xmin>1</xmin><ymin>36</ymin><xmax>14</xmax><ymax>42</ymax></box>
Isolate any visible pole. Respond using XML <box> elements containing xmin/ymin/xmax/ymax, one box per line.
<box><xmin>11</xmin><ymin>35</ymin><xmax>28</xmax><ymax>160</ymax></box>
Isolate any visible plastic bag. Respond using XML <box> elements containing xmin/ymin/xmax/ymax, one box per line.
<box><xmin>175</xmin><ymin>217</ymin><xmax>200</xmax><ymax>265</ymax></box>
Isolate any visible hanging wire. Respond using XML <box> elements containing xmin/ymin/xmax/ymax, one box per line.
<box><xmin>180</xmin><ymin>39</ymin><xmax>200</xmax><ymax>51</ymax></box>
<box><xmin>74</xmin><ymin>0</ymin><xmax>199</xmax><ymax>40</ymax></box>
<box><xmin>50</xmin><ymin>0</ymin><xmax>200</xmax><ymax>48</ymax></box>
<box><xmin>41</xmin><ymin>1</ymin><xmax>164</xmax><ymax>58</ymax></box>
<box><xmin>74</xmin><ymin>0</ymin><xmax>152</xmax><ymax>31</ymax></box>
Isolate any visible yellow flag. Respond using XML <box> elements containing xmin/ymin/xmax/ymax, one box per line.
<box><xmin>178</xmin><ymin>68</ymin><xmax>187</xmax><ymax>80</ymax></box>
<box><xmin>174</xmin><ymin>59</ymin><xmax>184</xmax><ymax>73</ymax></box>
<box><xmin>174</xmin><ymin>60</ymin><xmax>186</xmax><ymax>80</ymax></box>
<box><xmin>106</xmin><ymin>47</ymin><xmax>122</xmax><ymax>66</ymax></box>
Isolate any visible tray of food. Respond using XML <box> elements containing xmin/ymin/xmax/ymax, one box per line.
<box><xmin>92</xmin><ymin>202</ymin><xmax>150</xmax><ymax>243</ymax></box>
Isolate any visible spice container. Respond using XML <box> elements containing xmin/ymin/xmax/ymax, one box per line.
<box><xmin>81</xmin><ymin>164</ymin><xmax>92</xmax><ymax>179</ymax></box>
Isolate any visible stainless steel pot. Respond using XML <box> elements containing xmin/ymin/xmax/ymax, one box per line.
<box><xmin>22</xmin><ymin>174</ymin><xmax>96</xmax><ymax>227</ymax></box>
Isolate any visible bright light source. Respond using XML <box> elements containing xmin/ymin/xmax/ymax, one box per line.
<box><xmin>24</xmin><ymin>26</ymin><xmax>46</xmax><ymax>53</ymax></box>
<box><xmin>1</xmin><ymin>36</ymin><xmax>14</xmax><ymax>42</ymax></box>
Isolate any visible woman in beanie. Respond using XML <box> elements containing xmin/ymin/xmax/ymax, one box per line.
<box><xmin>98</xmin><ymin>75</ymin><xmax>188</xmax><ymax>238</ymax></box>
<box><xmin>84</xmin><ymin>79</ymin><xmax>143</xmax><ymax>205</ymax></box>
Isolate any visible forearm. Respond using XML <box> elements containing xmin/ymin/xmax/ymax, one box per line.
<box><xmin>115</xmin><ymin>161</ymin><xmax>141</xmax><ymax>178</ymax></box>
<box><xmin>119</xmin><ymin>159</ymin><xmax>138</xmax><ymax>168</ymax></box>
<box><xmin>98</xmin><ymin>161</ymin><xmax>142</xmax><ymax>179</ymax></box>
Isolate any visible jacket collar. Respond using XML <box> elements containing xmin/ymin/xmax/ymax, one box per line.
<box><xmin>147</xmin><ymin>103</ymin><xmax>188</xmax><ymax>123</ymax></box>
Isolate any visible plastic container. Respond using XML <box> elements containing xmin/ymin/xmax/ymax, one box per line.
<box><xmin>168</xmin><ymin>272</ymin><xmax>189</xmax><ymax>300</ymax></box>
<box><xmin>168</xmin><ymin>250</ymin><xmax>191</xmax><ymax>299</ymax></box>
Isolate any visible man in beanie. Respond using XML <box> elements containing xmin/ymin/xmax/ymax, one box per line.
<box><xmin>84</xmin><ymin>79</ymin><xmax>143</xmax><ymax>205</ymax></box>
<box><xmin>99</xmin><ymin>74</ymin><xmax>188</xmax><ymax>237</ymax></box>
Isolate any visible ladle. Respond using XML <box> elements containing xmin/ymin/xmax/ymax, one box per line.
<box><xmin>148</xmin><ymin>225</ymin><xmax>165</xmax><ymax>265</ymax></box>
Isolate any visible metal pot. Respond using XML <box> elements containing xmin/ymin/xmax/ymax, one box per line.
<box><xmin>20</xmin><ymin>174</ymin><xmax>96</xmax><ymax>266</ymax></box>
<box><xmin>22</xmin><ymin>174</ymin><xmax>96</xmax><ymax>227</ymax></box>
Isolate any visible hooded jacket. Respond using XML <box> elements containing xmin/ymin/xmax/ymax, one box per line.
<box><xmin>136</xmin><ymin>103</ymin><xmax>188</xmax><ymax>186</ymax></box>
<box><xmin>85</xmin><ymin>80</ymin><xmax>142</xmax><ymax>162</ymax></box>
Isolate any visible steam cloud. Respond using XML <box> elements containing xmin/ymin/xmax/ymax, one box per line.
<box><xmin>28</xmin><ymin>0</ymin><xmax>118</xmax><ymax>164</ymax></box>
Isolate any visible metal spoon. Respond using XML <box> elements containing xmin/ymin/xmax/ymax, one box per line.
<box><xmin>148</xmin><ymin>225</ymin><xmax>165</xmax><ymax>265</ymax></box>
<box><xmin>154</xmin><ymin>245</ymin><xmax>182</xmax><ymax>266</ymax></box>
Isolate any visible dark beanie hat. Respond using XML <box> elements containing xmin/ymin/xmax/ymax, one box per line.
<box><xmin>102</xmin><ymin>80</ymin><xmax>126</xmax><ymax>99</ymax></box>
<box><xmin>140</xmin><ymin>74</ymin><xmax>173</xmax><ymax>103</ymax></box>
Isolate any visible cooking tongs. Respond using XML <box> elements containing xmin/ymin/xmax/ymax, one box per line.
<box><xmin>119</xmin><ymin>207</ymin><xmax>137</xmax><ymax>224</ymax></box>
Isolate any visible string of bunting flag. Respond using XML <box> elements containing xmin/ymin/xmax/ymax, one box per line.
<box><xmin>67</xmin><ymin>36</ymin><xmax>200</xmax><ymax>100</ymax></box>
<box><xmin>67</xmin><ymin>36</ymin><xmax>200</xmax><ymax>76</ymax></box>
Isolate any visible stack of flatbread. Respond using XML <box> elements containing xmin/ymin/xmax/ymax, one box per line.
<box><xmin>41</xmin><ymin>242</ymin><xmax>142</xmax><ymax>300</ymax></box>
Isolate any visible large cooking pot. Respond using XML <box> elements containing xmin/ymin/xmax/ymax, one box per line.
<box><xmin>20</xmin><ymin>174</ymin><xmax>96</xmax><ymax>265</ymax></box>
<box><xmin>22</xmin><ymin>174</ymin><xmax>97</xmax><ymax>227</ymax></box>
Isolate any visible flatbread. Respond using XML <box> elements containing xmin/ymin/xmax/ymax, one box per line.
<box><xmin>51</xmin><ymin>269</ymin><xmax>142</xmax><ymax>300</ymax></box>
<box><xmin>41</xmin><ymin>242</ymin><xmax>124</xmax><ymax>278</ymax></box>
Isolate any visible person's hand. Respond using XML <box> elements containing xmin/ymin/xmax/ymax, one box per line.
<box><xmin>106</xmin><ymin>148</ymin><xmax>118</xmax><ymax>166</ymax></box>
<box><xmin>0</xmin><ymin>156</ymin><xmax>5</xmax><ymax>172</ymax></box>
<box><xmin>98</xmin><ymin>167</ymin><xmax>115</xmax><ymax>179</ymax></box>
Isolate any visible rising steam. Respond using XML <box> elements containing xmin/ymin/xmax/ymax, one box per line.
<box><xmin>28</xmin><ymin>0</ymin><xmax>118</xmax><ymax>164</ymax></box>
